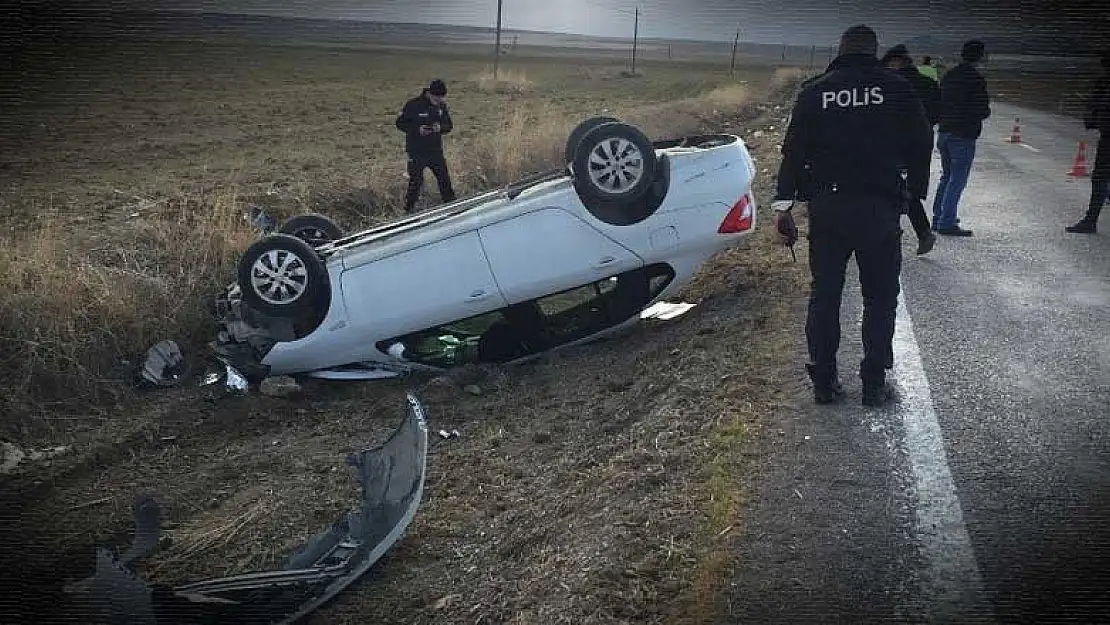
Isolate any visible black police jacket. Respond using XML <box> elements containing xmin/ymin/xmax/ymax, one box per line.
<box><xmin>395</xmin><ymin>90</ymin><xmax>454</xmax><ymax>156</ymax></box>
<box><xmin>775</xmin><ymin>54</ymin><xmax>933</xmax><ymax>204</ymax></box>
<box><xmin>937</xmin><ymin>62</ymin><xmax>991</xmax><ymax>139</ymax></box>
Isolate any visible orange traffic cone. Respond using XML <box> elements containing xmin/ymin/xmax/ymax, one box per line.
<box><xmin>1068</xmin><ymin>141</ymin><xmax>1089</xmax><ymax>178</ymax></box>
<box><xmin>1008</xmin><ymin>118</ymin><xmax>1021</xmax><ymax>143</ymax></box>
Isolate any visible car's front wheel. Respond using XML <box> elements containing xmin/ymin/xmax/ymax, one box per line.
<box><xmin>570</xmin><ymin>121</ymin><xmax>657</xmax><ymax>207</ymax></box>
<box><xmin>237</xmin><ymin>233</ymin><xmax>330</xmax><ymax>317</ymax></box>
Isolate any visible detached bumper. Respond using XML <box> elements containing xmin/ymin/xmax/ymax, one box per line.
<box><xmin>64</xmin><ymin>393</ymin><xmax>430</xmax><ymax>624</ymax></box>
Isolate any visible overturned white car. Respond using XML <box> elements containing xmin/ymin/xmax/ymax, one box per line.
<box><xmin>212</xmin><ymin>117</ymin><xmax>758</xmax><ymax>381</ymax></box>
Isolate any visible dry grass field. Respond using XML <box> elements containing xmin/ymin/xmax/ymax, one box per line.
<box><xmin>2</xmin><ymin>41</ymin><xmax>788</xmax><ymax>423</ymax></box>
<box><xmin>1</xmin><ymin>36</ymin><xmax>816</xmax><ymax>624</ymax></box>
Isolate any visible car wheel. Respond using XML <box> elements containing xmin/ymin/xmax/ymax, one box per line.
<box><xmin>278</xmin><ymin>213</ymin><xmax>344</xmax><ymax>247</ymax></box>
<box><xmin>584</xmin><ymin>153</ymin><xmax>672</xmax><ymax>226</ymax></box>
<box><xmin>564</xmin><ymin>116</ymin><xmax>622</xmax><ymax>164</ymax></box>
<box><xmin>237</xmin><ymin>233</ymin><xmax>330</xmax><ymax>317</ymax></box>
<box><xmin>571</xmin><ymin>121</ymin><xmax>657</xmax><ymax>206</ymax></box>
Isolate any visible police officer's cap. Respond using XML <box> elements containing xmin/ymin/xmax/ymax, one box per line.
<box><xmin>429</xmin><ymin>79</ymin><xmax>447</xmax><ymax>96</ymax></box>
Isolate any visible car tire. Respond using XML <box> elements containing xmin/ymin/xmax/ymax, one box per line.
<box><xmin>278</xmin><ymin>213</ymin><xmax>344</xmax><ymax>247</ymax></box>
<box><xmin>571</xmin><ymin>121</ymin><xmax>657</xmax><ymax>207</ymax></box>
<box><xmin>237</xmin><ymin>233</ymin><xmax>330</xmax><ymax>317</ymax></box>
<box><xmin>584</xmin><ymin>153</ymin><xmax>672</xmax><ymax>226</ymax></box>
<box><xmin>564</xmin><ymin>116</ymin><xmax>622</xmax><ymax>164</ymax></box>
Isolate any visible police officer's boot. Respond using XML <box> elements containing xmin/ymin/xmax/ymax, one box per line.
<box><xmin>806</xmin><ymin>362</ymin><xmax>845</xmax><ymax>405</ymax></box>
<box><xmin>862</xmin><ymin>382</ymin><xmax>896</xmax><ymax>407</ymax></box>
<box><xmin>860</xmin><ymin>355</ymin><xmax>896</xmax><ymax>406</ymax></box>
<box><xmin>1065</xmin><ymin>218</ymin><xmax>1097</xmax><ymax>234</ymax></box>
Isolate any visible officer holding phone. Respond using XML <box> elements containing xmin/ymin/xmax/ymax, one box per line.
<box><xmin>395</xmin><ymin>79</ymin><xmax>457</xmax><ymax>212</ymax></box>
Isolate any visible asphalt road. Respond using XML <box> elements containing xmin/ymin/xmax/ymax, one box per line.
<box><xmin>726</xmin><ymin>102</ymin><xmax>1110</xmax><ymax>624</ymax></box>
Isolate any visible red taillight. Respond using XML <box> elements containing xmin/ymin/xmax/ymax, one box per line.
<box><xmin>718</xmin><ymin>194</ymin><xmax>753</xmax><ymax>234</ymax></box>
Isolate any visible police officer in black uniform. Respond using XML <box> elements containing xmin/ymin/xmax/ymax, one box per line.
<box><xmin>1065</xmin><ymin>49</ymin><xmax>1110</xmax><ymax>234</ymax></box>
<box><xmin>396</xmin><ymin>79</ymin><xmax>457</xmax><ymax>212</ymax></box>
<box><xmin>772</xmin><ymin>25</ymin><xmax>933</xmax><ymax>406</ymax></box>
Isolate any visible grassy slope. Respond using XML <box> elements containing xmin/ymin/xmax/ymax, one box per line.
<box><xmin>1</xmin><ymin>41</ymin><xmax>778</xmax><ymax>431</ymax></box>
<box><xmin>0</xmin><ymin>39</ymin><xmax>813</xmax><ymax>624</ymax></box>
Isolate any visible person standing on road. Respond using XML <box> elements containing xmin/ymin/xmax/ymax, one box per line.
<box><xmin>395</xmin><ymin>79</ymin><xmax>457</xmax><ymax>213</ymax></box>
<box><xmin>882</xmin><ymin>43</ymin><xmax>941</xmax><ymax>255</ymax></box>
<box><xmin>932</xmin><ymin>40</ymin><xmax>991</xmax><ymax>237</ymax></box>
<box><xmin>1065</xmin><ymin>50</ymin><xmax>1110</xmax><ymax>234</ymax></box>
<box><xmin>772</xmin><ymin>24</ymin><xmax>933</xmax><ymax>407</ymax></box>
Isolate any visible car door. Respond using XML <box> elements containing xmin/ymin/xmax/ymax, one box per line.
<box><xmin>478</xmin><ymin>206</ymin><xmax>645</xmax><ymax>304</ymax></box>
<box><xmin>338</xmin><ymin>230</ymin><xmax>509</xmax><ymax>342</ymax></box>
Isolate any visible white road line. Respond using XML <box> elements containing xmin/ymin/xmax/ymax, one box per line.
<box><xmin>1002</xmin><ymin>136</ymin><xmax>1041</xmax><ymax>152</ymax></box>
<box><xmin>893</xmin><ymin>290</ymin><xmax>996</xmax><ymax>624</ymax></box>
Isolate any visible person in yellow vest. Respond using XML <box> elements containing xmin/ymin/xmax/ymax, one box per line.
<box><xmin>918</xmin><ymin>56</ymin><xmax>939</xmax><ymax>81</ymax></box>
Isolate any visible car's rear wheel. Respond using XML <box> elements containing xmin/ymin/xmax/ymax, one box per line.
<box><xmin>278</xmin><ymin>213</ymin><xmax>344</xmax><ymax>247</ymax></box>
<box><xmin>585</xmin><ymin>153</ymin><xmax>672</xmax><ymax>226</ymax></box>
<box><xmin>571</xmin><ymin>121</ymin><xmax>657</xmax><ymax>207</ymax></box>
<box><xmin>237</xmin><ymin>233</ymin><xmax>330</xmax><ymax>317</ymax></box>
<box><xmin>564</xmin><ymin>116</ymin><xmax>621</xmax><ymax>164</ymax></box>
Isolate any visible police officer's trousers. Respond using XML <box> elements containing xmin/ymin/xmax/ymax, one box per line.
<box><xmin>1082</xmin><ymin>135</ymin><xmax>1109</xmax><ymax>223</ymax></box>
<box><xmin>405</xmin><ymin>151</ymin><xmax>457</xmax><ymax>212</ymax></box>
<box><xmin>805</xmin><ymin>194</ymin><xmax>903</xmax><ymax>388</ymax></box>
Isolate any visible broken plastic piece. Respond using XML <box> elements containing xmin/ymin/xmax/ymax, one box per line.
<box><xmin>140</xmin><ymin>340</ymin><xmax>185</xmax><ymax>387</ymax></box>
<box><xmin>639</xmin><ymin>301</ymin><xmax>697</xmax><ymax>321</ymax></box>
<box><xmin>62</xmin><ymin>392</ymin><xmax>430</xmax><ymax>624</ymax></box>
<box><xmin>199</xmin><ymin>361</ymin><xmax>250</xmax><ymax>395</ymax></box>
<box><xmin>225</xmin><ymin>364</ymin><xmax>249</xmax><ymax>392</ymax></box>
<box><xmin>246</xmin><ymin>205</ymin><xmax>277</xmax><ymax>233</ymax></box>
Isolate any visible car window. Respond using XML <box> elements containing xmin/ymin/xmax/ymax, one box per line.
<box><xmin>392</xmin><ymin>310</ymin><xmax>506</xmax><ymax>367</ymax></box>
<box><xmin>536</xmin><ymin>277</ymin><xmax>617</xmax><ymax>317</ymax></box>
<box><xmin>379</xmin><ymin>264</ymin><xmax>676</xmax><ymax>369</ymax></box>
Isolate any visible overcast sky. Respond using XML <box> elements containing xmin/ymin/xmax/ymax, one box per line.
<box><xmin>16</xmin><ymin>0</ymin><xmax>1108</xmax><ymax>46</ymax></box>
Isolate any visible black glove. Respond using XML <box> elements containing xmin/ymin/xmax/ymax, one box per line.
<box><xmin>777</xmin><ymin>210</ymin><xmax>798</xmax><ymax>247</ymax></box>
<box><xmin>773</xmin><ymin>208</ymin><xmax>799</xmax><ymax>261</ymax></box>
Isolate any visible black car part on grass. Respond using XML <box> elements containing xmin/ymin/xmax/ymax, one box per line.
<box><xmin>63</xmin><ymin>392</ymin><xmax>429</xmax><ymax>624</ymax></box>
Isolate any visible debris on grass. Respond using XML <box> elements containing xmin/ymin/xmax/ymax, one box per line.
<box><xmin>139</xmin><ymin>340</ymin><xmax>185</xmax><ymax>388</ymax></box>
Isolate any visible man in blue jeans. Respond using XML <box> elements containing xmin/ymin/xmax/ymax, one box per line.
<box><xmin>933</xmin><ymin>40</ymin><xmax>991</xmax><ymax>237</ymax></box>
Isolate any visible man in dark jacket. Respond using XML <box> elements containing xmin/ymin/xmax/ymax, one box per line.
<box><xmin>1065</xmin><ymin>50</ymin><xmax>1110</xmax><ymax>234</ymax></box>
<box><xmin>772</xmin><ymin>24</ymin><xmax>933</xmax><ymax>406</ymax></box>
<box><xmin>932</xmin><ymin>40</ymin><xmax>991</xmax><ymax>237</ymax></box>
<box><xmin>882</xmin><ymin>43</ymin><xmax>941</xmax><ymax>254</ymax></box>
<box><xmin>395</xmin><ymin>79</ymin><xmax>457</xmax><ymax>212</ymax></box>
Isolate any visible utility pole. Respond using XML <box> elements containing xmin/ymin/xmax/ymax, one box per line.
<box><xmin>809</xmin><ymin>44</ymin><xmax>816</xmax><ymax>70</ymax></box>
<box><xmin>631</xmin><ymin>6</ymin><xmax>640</xmax><ymax>75</ymax></box>
<box><xmin>729</xmin><ymin>29</ymin><xmax>740</xmax><ymax>75</ymax></box>
<box><xmin>493</xmin><ymin>0</ymin><xmax>504</xmax><ymax>79</ymax></box>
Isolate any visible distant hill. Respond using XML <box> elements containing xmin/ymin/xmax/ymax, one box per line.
<box><xmin>12</xmin><ymin>9</ymin><xmax>717</xmax><ymax>49</ymax></box>
<box><xmin>8</xmin><ymin>8</ymin><xmax>1101</xmax><ymax>62</ymax></box>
